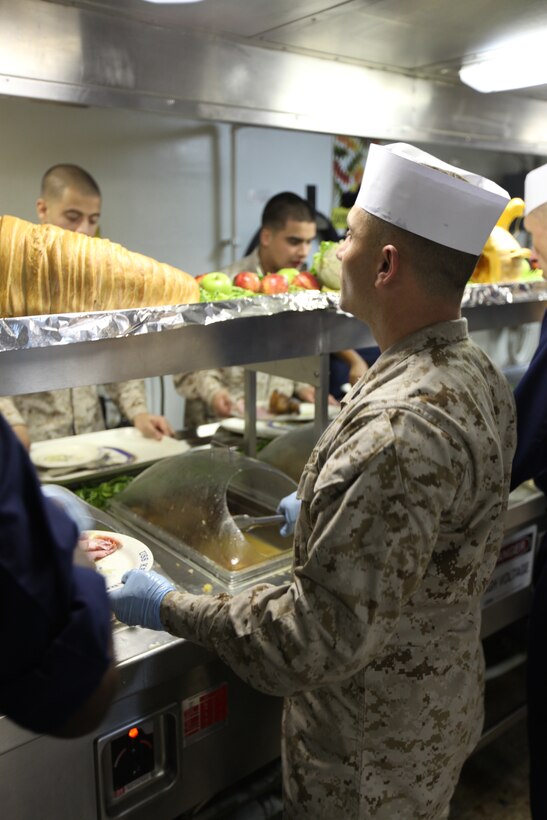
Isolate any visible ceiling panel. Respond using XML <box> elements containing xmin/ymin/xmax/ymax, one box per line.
<box><xmin>59</xmin><ymin>0</ymin><xmax>345</xmax><ymax>38</ymax></box>
<box><xmin>63</xmin><ymin>0</ymin><xmax>547</xmax><ymax>71</ymax></box>
<box><xmin>42</xmin><ymin>0</ymin><xmax>547</xmax><ymax>99</ymax></box>
<box><xmin>257</xmin><ymin>0</ymin><xmax>547</xmax><ymax>71</ymax></box>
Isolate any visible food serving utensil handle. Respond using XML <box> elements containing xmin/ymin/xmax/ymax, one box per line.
<box><xmin>232</xmin><ymin>513</ymin><xmax>285</xmax><ymax>531</ymax></box>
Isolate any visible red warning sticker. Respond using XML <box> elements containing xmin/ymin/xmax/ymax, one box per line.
<box><xmin>182</xmin><ymin>683</ymin><xmax>228</xmax><ymax>745</ymax></box>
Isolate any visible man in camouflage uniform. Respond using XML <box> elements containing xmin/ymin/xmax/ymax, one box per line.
<box><xmin>173</xmin><ymin>369</ymin><xmax>313</xmax><ymax>426</ymax></box>
<box><xmin>175</xmin><ymin>192</ymin><xmax>365</xmax><ymax>424</ymax></box>
<box><xmin>0</xmin><ymin>164</ymin><xmax>173</xmax><ymax>447</ymax></box>
<box><xmin>175</xmin><ymin>192</ymin><xmax>319</xmax><ymax>424</ymax></box>
<box><xmin>0</xmin><ymin>381</ymin><xmax>151</xmax><ymax>442</ymax></box>
<box><xmin>111</xmin><ymin>144</ymin><xmax>516</xmax><ymax>818</ymax></box>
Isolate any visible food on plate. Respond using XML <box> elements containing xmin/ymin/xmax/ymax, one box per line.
<box><xmin>84</xmin><ymin>532</ymin><xmax>122</xmax><ymax>561</ymax></box>
<box><xmin>0</xmin><ymin>214</ymin><xmax>200</xmax><ymax>317</ymax></box>
<box><xmin>261</xmin><ymin>273</ymin><xmax>289</xmax><ymax>294</ymax></box>
<box><xmin>233</xmin><ymin>271</ymin><xmax>262</xmax><ymax>292</ymax></box>
<box><xmin>311</xmin><ymin>240</ymin><xmax>342</xmax><ymax>290</ymax></box>
<box><xmin>269</xmin><ymin>389</ymin><xmax>300</xmax><ymax>416</ymax></box>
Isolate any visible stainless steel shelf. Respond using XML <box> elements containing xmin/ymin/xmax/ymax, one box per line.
<box><xmin>0</xmin><ymin>298</ymin><xmax>545</xmax><ymax>397</ymax></box>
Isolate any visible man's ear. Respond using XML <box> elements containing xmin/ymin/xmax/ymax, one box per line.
<box><xmin>375</xmin><ymin>244</ymin><xmax>399</xmax><ymax>287</ymax></box>
<box><xmin>260</xmin><ymin>227</ymin><xmax>271</xmax><ymax>248</ymax></box>
<box><xmin>36</xmin><ymin>198</ymin><xmax>47</xmax><ymax>223</ymax></box>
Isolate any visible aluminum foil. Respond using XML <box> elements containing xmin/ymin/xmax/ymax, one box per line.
<box><xmin>0</xmin><ymin>291</ymin><xmax>340</xmax><ymax>352</ymax></box>
<box><xmin>0</xmin><ymin>281</ymin><xmax>545</xmax><ymax>353</ymax></box>
<box><xmin>462</xmin><ymin>279</ymin><xmax>547</xmax><ymax>307</ymax></box>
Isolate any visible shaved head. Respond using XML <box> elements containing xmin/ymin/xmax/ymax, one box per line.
<box><xmin>41</xmin><ymin>164</ymin><xmax>101</xmax><ymax>201</ymax></box>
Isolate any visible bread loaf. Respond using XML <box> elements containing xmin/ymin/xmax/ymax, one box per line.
<box><xmin>0</xmin><ymin>215</ymin><xmax>200</xmax><ymax>317</ymax></box>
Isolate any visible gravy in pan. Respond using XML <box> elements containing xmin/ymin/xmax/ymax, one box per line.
<box><xmin>243</xmin><ymin>533</ymin><xmax>283</xmax><ymax>560</ymax></box>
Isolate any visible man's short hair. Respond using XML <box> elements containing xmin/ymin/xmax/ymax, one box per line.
<box><xmin>41</xmin><ymin>164</ymin><xmax>101</xmax><ymax>201</ymax></box>
<box><xmin>261</xmin><ymin>192</ymin><xmax>314</xmax><ymax>230</ymax></box>
<box><xmin>365</xmin><ymin>212</ymin><xmax>478</xmax><ymax>296</ymax></box>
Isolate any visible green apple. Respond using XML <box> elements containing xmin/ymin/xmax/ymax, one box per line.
<box><xmin>199</xmin><ymin>272</ymin><xmax>233</xmax><ymax>294</ymax></box>
<box><xmin>277</xmin><ymin>267</ymin><xmax>300</xmax><ymax>283</ymax></box>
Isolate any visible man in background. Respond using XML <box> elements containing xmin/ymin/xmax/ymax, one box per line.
<box><xmin>224</xmin><ymin>191</ymin><xmax>317</xmax><ymax>278</ymax></box>
<box><xmin>175</xmin><ymin>192</ymin><xmax>364</xmax><ymax>424</ymax></box>
<box><xmin>0</xmin><ymin>164</ymin><xmax>173</xmax><ymax>448</ymax></box>
<box><xmin>509</xmin><ymin>161</ymin><xmax>547</xmax><ymax>820</ymax></box>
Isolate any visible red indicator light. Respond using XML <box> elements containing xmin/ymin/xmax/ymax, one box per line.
<box><xmin>128</xmin><ymin>727</ymin><xmax>139</xmax><ymax>739</ymax></box>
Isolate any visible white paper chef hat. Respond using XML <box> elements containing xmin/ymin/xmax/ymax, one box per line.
<box><xmin>524</xmin><ymin>163</ymin><xmax>547</xmax><ymax>216</ymax></box>
<box><xmin>356</xmin><ymin>143</ymin><xmax>509</xmax><ymax>255</ymax></box>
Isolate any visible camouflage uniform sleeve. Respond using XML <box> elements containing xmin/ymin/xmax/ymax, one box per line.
<box><xmin>0</xmin><ymin>397</ymin><xmax>24</xmax><ymax>428</ymax></box>
<box><xmin>104</xmin><ymin>380</ymin><xmax>148</xmax><ymax>421</ymax></box>
<box><xmin>173</xmin><ymin>371</ymin><xmax>230</xmax><ymax>410</ymax></box>
<box><xmin>161</xmin><ymin>409</ymin><xmax>467</xmax><ymax>697</ymax></box>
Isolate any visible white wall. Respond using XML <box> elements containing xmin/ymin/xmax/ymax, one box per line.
<box><xmin>232</xmin><ymin>126</ymin><xmax>333</xmax><ymax>263</ymax></box>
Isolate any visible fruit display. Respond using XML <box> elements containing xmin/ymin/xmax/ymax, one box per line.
<box><xmin>261</xmin><ymin>273</ymin><xmax>289</xmax><ymax>294</ymax></box>
<box><xmin>233</xmin><ymin>271</ymin><xmax>261</xmax><ymax>292</ymax></box>
<box><xmin>197</xmin><ymin>266</ymin><xmax>325</xmax><ymax>301</ymax></box>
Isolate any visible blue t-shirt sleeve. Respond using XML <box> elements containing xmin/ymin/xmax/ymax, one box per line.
<box><xmin>0</xmin><ymin>416</ymin><xmax>112</xmax><ymax>734</ymax></box>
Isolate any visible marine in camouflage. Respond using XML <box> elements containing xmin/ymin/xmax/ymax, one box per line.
<box><xmin>0</xmin><ymin>379</ymin><xmax>148</xmax><ymax>441</ymax></box>
<box><xmin>162</xmin><ymin>319</ymin><xmax>516</xmax><ymax>819</ymax></box>
<box><xmin>174</xmin><ymin>369</ymin><xmax>304</xmax><ymax>425</ymax></box>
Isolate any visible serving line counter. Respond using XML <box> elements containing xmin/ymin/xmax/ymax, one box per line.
<box><xmin>1</xmin><ymin>287</ymin><xmax>546</xmax><ymax>818</ymax></box>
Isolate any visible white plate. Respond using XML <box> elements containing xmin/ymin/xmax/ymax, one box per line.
<box><xmin>31</xmin><ymin>440</ymin><xmax>102</xmax><ymax>470</ymax></box>
<box><xmin>287</xmin><ymin>402</ymin><xmax>340</xmax><ymax>422</ymax></box>
<box><xmin>221</xmin><ymin>402</ymin><xmax>340</xmax><ymax>438</ymax></box>
<box><xmin>221</xmin><ymin>417</ymin><xmax>311</xmax><ymax>439</ymax></box>
<box><xmin>232</xmin><ymin>398</ymin><xmax>340</xmax><ymax>423</ymax></box>
<box><xmin>83</xmin><ymin>530</ymin><xmax>154</xmax><ymax>591</ymax></box>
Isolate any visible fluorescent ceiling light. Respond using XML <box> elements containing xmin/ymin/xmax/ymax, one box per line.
<box><xmin>460</xmin><ymin>31</ymin><xmax>547</xmax><ymax>93</ymax></box>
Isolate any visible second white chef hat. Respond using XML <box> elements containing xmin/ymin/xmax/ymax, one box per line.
<box><xmin>524</xmin><ymin>163</ymin><xmax>547</xmax><ymax>217</ymax></box>
<box><xmin>356</xmin><ymin>143</ymin><xmax>509</xmax><ymax>255</ymax></box>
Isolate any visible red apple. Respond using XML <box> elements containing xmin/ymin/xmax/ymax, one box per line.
<box><xmin>293</xmin><ymin>271</ymin><xmax>321</xmax><ymax>290</ymax></box>
<box><xmin>260</xmin><ymin>273</ymin><xmax>289</xmax><ymax>294</ymax></box>
<box><xmin>234</xmin><ymin>271</ymin><xmax>261</xmax><ymax>292</ymax></box>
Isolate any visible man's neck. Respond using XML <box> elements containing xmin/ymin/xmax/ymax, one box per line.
<box><xmin>374</xmin><ymin>303</ymin><xmax>461</xmax><ymax>351</ymax></box>
<box><xmin>257</xmin><ymin>247</ymin><xmax>276</xmax><ymax>275</ymax></box>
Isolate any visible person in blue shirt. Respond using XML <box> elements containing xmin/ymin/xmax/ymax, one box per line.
<box><xmin>509</xmin><ymin>161</ymin><xmax>547</xmax><ymax>820</ymax></box>
<box><xmin>0</xmin><ymin>413</ymin><xmax>117</xmax><ymax>737</ymax></box>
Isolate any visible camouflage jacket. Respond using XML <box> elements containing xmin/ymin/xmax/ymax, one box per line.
<box><xmin>162</xmin><ymin>319</ymin><xmax>516</xmax><ymax>818</ymax></box>
<box><xmin>0</xmin><ymin>380</ymin><xmax>148</xmax><ymax>441</ymax></box>
<box><xmin>174</xmin><ymin>369</ymin><xmax>301</xmax><ymax>418</ymax></box>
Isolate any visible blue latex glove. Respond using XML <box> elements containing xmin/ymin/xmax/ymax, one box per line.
<box><xmin>276</xmin><ymin>490</ymin><xmax>301</xmax><ymax>537</ymax></box>
<box><xmin>109</xmin><ymin>569</ymin><xmax>176</xmax><ymax>631</ymax></box>
<box><xmin>41</xmin><ymin>483</ymin><xmax>94</xmax><ymax>533</ymax></box>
